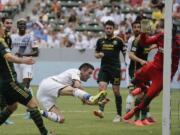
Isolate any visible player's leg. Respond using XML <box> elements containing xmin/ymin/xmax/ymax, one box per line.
<box><xmin>10</xmin><ymin>81</ymin><xmax>48</xmax><ymax>135</ymax></box>
<box><xmin>124</xmin><ymin>70</ymin><xmax>162</xmax><ymax>120</ymax></box>
<box><xmin>93</xmin><ymin>81</ymin><xmax>108</xmax><ymax>118</ymax></box>
<box><xmin>125</xmin><ymin>94</ymin><xmax>134</xmax><ymax>113</ymax></box>
<box><xmin>40</xmin><ymin>105</ymin><xmax>65</xmax><ymax>124</ymax></box>
<box><xmin>0</xmin><ymin>91</ymin><xmax>14</xmax><ymax>125</ymax></box>
<box><xmin>112</xmin><ymin>85</ymin><xmax>122</xmax><ymax>122</ymax></box>
<box><xmin>59</xmin><ymin>86</ymin><xmax>107</xmax><ymax>105</ymax></box>
<box><xmin>22</xmin><ymin>64</ymin><xmax>33</xmax><ymax>94</ymax></box>
<box><xmin>0</xmin><ymin>82</ymin><xmax>19</xmax><ymax>125</ymax></box>
<box><xmin>0</xmin><ymin>103</ymin><xmax>17</xmax><ymax>125</ymax></box>
<box><xmin>123</xmin><ymin>63</ymin><xmax>152</xmax><ymax>120</ymax></box>
<box><xmin>22</xmin><ymin>65</ymin><xmax>33</xmax><ymax>119</ymax></box>
<box><xmin>93</xmin><ymin>69</ymin><xmax>109</xmax><ymax>118</ymax></box>
<box><xmin>26</xmin><ymin>98</ymin><xmax>48</xmax><ymax>135</ymax></box>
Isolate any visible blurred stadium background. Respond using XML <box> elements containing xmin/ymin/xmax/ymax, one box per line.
<box><xmin>0</xmin><ymin>0</ymin><xmax>179</xmax><ymax>135</ymax></box>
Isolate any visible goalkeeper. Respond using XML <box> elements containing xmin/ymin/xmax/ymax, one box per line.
<box><xmin>124</xmin><ymin>20</ymin><xmax>180</xmax><ymax>120</ymax></box>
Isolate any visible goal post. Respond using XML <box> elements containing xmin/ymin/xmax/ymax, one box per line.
<box><xmin>162</xmin><ymin>0</ymin><xmax>172</xmax><ymax>135</ymax></box>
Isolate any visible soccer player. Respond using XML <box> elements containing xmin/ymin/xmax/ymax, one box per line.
<box><xmin>37</xmin><ymin>63</ymin><xmax>108</xmax><ymax>124</ymax></box>
<box><xmin>0</xmin><ymin>22</ymin><xmax>50</xmax><ymax>135</ymax></box>
<box><xmin>123</xmin><ymin>20</ymin><xmax>180</xmax><ymax>120</ymax></box>
<box><xmin>94</xmin><ymin>20</ymin><xmax>126</xmax><ymax>122</ymax></box>
<box><xmin>126</xmin><ymin>20</ymin><xmax>156</xmax><ymax>126</ymax></box>
<box><xmin>11</xmin><ymin>18</ymin><xmax>39</xmax><ymax>119</ymax></box>
<box><xmin>0</xmin><ymin>16</ymin><xmax>14</xmax><ymax>125</ymax></box>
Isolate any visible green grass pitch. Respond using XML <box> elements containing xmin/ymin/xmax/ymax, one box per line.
<box><xmin>0</xmin><ymin>87</ymin><xmax>180</xmax><ymax>135</ymax></box>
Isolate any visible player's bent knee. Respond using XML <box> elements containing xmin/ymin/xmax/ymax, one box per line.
<box><xmin>26</xmin><ymin>98</ymin><xmax>38</xmax><ymax>108</ymax></box>
<box><xmin>7</xmin><ymin>103</ymin><xmax>18</xmax><ymax>112</ymax></box>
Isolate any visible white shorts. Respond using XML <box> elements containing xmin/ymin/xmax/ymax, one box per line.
<box><xmin>14</xmin><ymin>63</ymin><xmax>33</xmax><ymax>82</ymax></box>
<box><xmin>36</xmin><ymin>78</ymin><xmax>66</xmax><ymax>111</ymax></box>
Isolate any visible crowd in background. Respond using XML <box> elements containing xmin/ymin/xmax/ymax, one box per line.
<box><xmin>0</xmin><ymin>0</ymin><xmax>180</xmax><ymax>50</ymax></box>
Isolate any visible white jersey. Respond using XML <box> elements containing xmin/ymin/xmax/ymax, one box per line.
<box><xmin>11</xmin><ymin>33</ymin><xmax>36</xmax><ymax>81</ymax></box>
<box><xmin>11</xmin><ymin>33</ymin><xmax>36</xmax><ymax>55</ymax></box>
<box><xmin>37</xmin><ymin>68</ymin><xmax>81</xmax><ymax>110</ymax></box>
<box><xmin>50</xmin><ymin>68</ymin><xmax>81</xmax><ymax>86</ymax></box>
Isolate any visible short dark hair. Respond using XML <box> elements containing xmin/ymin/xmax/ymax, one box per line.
<box><xmin>105</xmin><ymin>20</ymin><xmax>115</xmax><ymax>28</ymax></box>
<box><xmin>79</xmin><ymin>63</ymin><xmax>94</xmax><ymax>70</ymax></box>
<box><xmin>2</xmin><ymin>16</ymin><xmax>12</xmax><ymax>23</ymax></box>
<box><xmin>132</xmin><ymin>20</ymin><xmax>141</xmax><ymax>27</ymax></box>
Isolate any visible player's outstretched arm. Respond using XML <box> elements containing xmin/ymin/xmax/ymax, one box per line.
<box><xmin>4</xmin><ymin>53</ymin><xmax>35</xmax><ymax>65</ymax></box>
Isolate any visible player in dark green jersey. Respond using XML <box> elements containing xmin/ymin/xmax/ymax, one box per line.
<box><xmin>0</xmin><ymin>22</ymin><xmax>50</xmax><ymax>135</ymax></box>
<box><xmin>94</xmin><ymin>20</ymin><xmax>126</xmax><ymax>122</ymax></box>
<box><xmin>0</xmin><ymin>16</ymin><xmax>14</xmax><ymax>125</ymax></box>
<box><xmin>126</xmin><ymin>20</ymin><xmax>156</xmax><ymax>126</ymax></box>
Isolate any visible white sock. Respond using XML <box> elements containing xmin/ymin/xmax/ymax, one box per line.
<box><xmin>40</xmin><ymin>110</ymin><xmax>61</xmax><ymax>123</ymax></box>
<box><xmin>147</xmin><ymin>112</ymin><xmax>151</xmax><ymax>118</ymax></box>
<box><xmin>73</xmin><ymin>88</ymin><xmax>91</xmax><ymax>100</ymax></box>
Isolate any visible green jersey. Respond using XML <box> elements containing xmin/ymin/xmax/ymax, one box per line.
<box><xmin>95</xmin><ymin>36</ymin><xmax>126</xmax><ymax>69</ymax></box>
<box><xmin>129</xmin><ymin>36</ymin><xmax>149</xmax><ymax>78</ymax></box>
<box><xmin>4</xmin><ymin>32</ymin><xmax>12</xmax><ymax>49</ymax></box>
<box><xmin>0</xmin><ymin>38</ymin><xmax>17</xmax><ymax>82</ymax></box>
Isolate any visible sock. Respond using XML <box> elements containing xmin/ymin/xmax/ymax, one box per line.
<box><xmin>115</xmin><ymin>95</ymin><xmax>122</xmax><ymax>116</ymax></box>
<box><xmin>28</xmin><ymin>108</ymin><xmax>48</xmax><ymax>135</ymax></box>
<box><xmin>41</xmin><ymin>110</ymin><xmax>61</xmax><ymax>123</ymax></box>
<box><xmin>99</xmin><ymin>104</ymin><xmax>105</xmax><ymax>112</ymax></box>
<box><xmin>0</xmin><ymin>108</ymin><xmax>12</xmax><ymax>125</ymax></box>
<box><xmin>141</xmin><ymin>109</ymin><xmax>147</xmax><ymax>120</ymax></box>
<box><xmin>134</xmin><ymin>110</ymin><xmax>140</xmax><ymax>121</ymax></box>
<box><xmin>73</xmin><ymin>88</ymin><xmax>91</xmax><ymax>101</ymax></box>
<box><xmin>134</xmin><ymin>98</ymin><xmax>141</xmax><ymax>120</ymax></box>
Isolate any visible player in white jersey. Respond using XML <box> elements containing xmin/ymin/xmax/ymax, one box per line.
<box><xmin>11</xmin><ymin>18</ymin><xmax>39</xmax><ymax>119</ymax></box>
<box><xmin>37</xmin><ymin>63</ymin><xmax>108</xmax><ymax>124</ymax></box>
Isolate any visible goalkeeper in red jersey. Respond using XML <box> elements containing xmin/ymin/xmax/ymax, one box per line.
<box><xmin>124</xmin><ymin>20</ymin><xmax>180</xmax><ymax>120</ymax></box>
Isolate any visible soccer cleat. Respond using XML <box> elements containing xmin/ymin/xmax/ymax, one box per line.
<box><xmin>123</xmin><ymin>119</ymin><xmax>134</xmax><ymax>124</ymax></box>
<box><xmin>113</xmin><ymin>115</ymin><xmax>121</xmax><ymax>123</ymax></box>
<box><xmin>131</xmin><ymin>88</ymin><xmax>142</xmax><ymax>96</ymax></box>
<box><xmin>89</xmin><ymin>91</ymin><xmax>107</xmax><ymax>105</ymax></box>
<box><xmin>142</xmin><ymin>118</ymin><xmax>154</xmax><ymax>125</ymax></box>
<box><xmin>134</xmin><ymin>120</ymin><xmax>144</xmax><ymax>126</ymax></box>
<box><xmin>147</xmin><ymin>117</ymin><xmax>156</xmax><ymax>123</ymax></box>
<box><xmin>123</xmin><ymin>107</ymin><xmax>138</xmax><ymax>120</ymax></box>
<box><xmin>4</xmin><ymin>119</ymin><xmax>14</xmax><ymax>125</ymax></box>
<box><xmin>93</xmin><ymin>110</ymin><xmax>104</xmax><ymax>119</ymax></box>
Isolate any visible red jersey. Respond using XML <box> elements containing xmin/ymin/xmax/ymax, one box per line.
<box><xmin>140</xmin><ymin>32</ymin><xmax>180</xmax><ymax>76</ymax></box>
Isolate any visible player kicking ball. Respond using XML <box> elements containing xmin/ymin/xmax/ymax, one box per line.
<box><xmin>37</xmin><ymin>63</ymin><xmax>109</xmax><ymax>123</ymax></box>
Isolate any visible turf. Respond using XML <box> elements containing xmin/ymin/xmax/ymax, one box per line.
<box><xmin>0</xmin><ymin>87</ymin><xmax>180</xmax><ymax>135</ymax></box>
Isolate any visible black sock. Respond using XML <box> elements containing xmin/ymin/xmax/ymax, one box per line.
<box><xmin>99</xmin><ymin>104</ymin><xmax>105</xmax><ymax>112</ymax></box>
<box><xmin>28</xmin><ymin>108</ymin><xmax>48</xmax><ymax>135</ymax></box>
<box><xmin>0</xmin><ymin>108</ymin><xmax>12</xmax><ymax>125</ymax></box>
<box><xmin>141</xmin><ymin>108</ymin><xmax>148</xmax><ymax>120</ymax></box>
<box><xmin>115</xmin><ymin>95</ymin><xmax>122</xmax><ymax>116</ymax></box>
